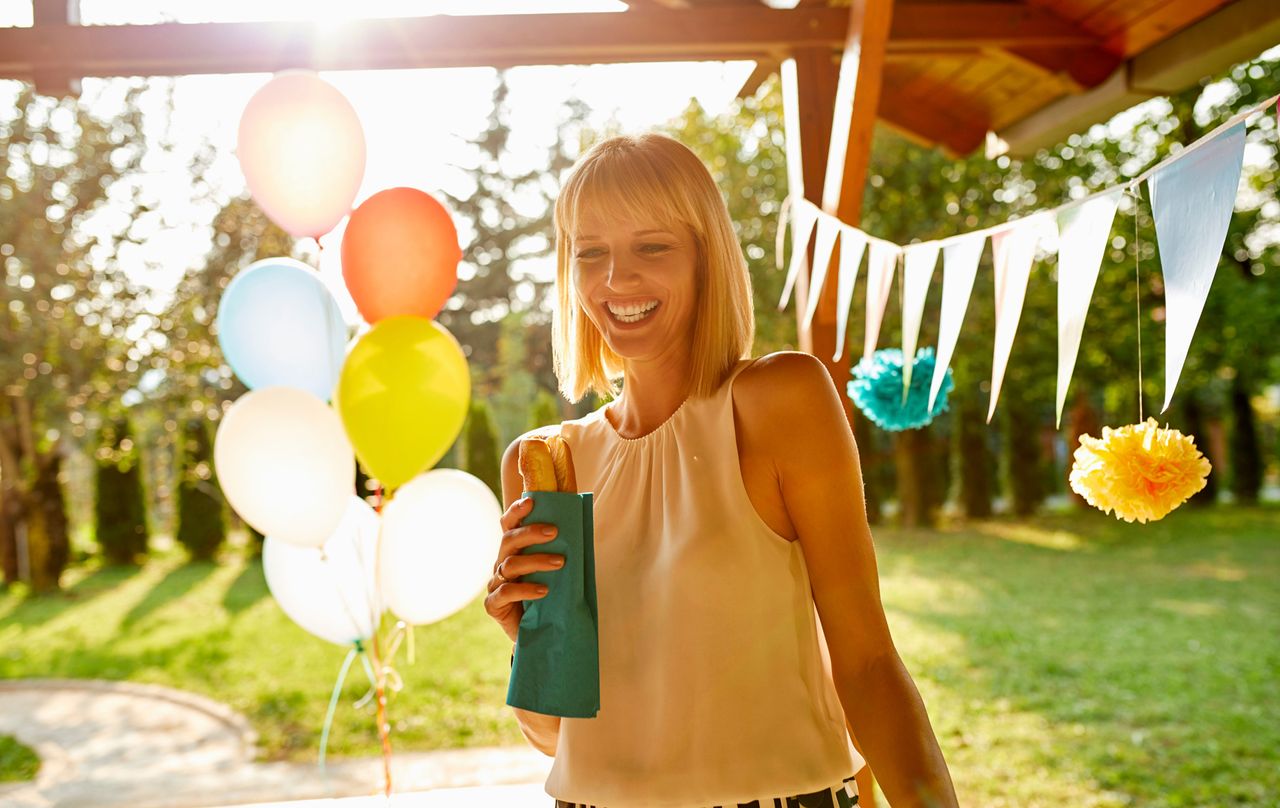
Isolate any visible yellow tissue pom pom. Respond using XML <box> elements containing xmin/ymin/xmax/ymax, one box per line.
<box><xmin>1069</xmin><ymin>418</ymin><xmax>1212</xmax><ymax>524</ymax></box>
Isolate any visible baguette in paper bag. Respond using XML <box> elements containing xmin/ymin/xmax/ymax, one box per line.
<box><xmin>507</xmin><ymin>432</ymin><xmax>599</xmax><ymax>718</ymax></box>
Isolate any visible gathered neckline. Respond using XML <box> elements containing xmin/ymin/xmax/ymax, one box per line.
<box><xmin>594</xmin><ymin>357</ymin><xmax>751</xmax><ymax>444</ymax></box>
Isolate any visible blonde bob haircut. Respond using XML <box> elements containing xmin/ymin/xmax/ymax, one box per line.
<box><xmin>551</xmin><ymin>133</ymin><xmax>755</xmax><ymax>404</ymax></box>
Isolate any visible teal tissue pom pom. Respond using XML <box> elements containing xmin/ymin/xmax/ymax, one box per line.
<box><xmin>847</xmin><ymin>347</ymin><xmax>953</xmax><ymax>431</ymax></box>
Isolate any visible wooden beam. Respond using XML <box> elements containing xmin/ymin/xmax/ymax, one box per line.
<box><xmin>31</xmin><ymin>0</ymin><xmax>80</xmax><ymax>96</ymax></box>
<box><xmin>822</xmin><ymin>0</ymin><xmax>892</xmax><ymax>220</ymax></box>
<box><xmin>890</xmin><ymin>2</ymin><xmax>1101</xmax><ymax>48</ymax></box>
<box><xmin>996</xmin><ymin>45</ymin><xmax>1124</xmax><ymax>91</ymax></box>
<box><xmin>999</xmin><ymin>0</ymin><xmax>1280</xmax><ymax>155</ymax></box>
<box><xmin>877</xmin><ymin>82</ymin><xmax>989</xmax><ymax>156</ymax></box>
<box><xmin>0</xmin><ymin>3</ymin><xmax>1116</xmax><ymax>82</ymax></box>
<box><xmin>0</xmin><ymin>7</ymin><xmax>849</xmax><ymax>79</ymax></box>
<box><xmin>735</xmin><ymin>58</ymin><xmax>779</xmax><ymax>100</ymax></box>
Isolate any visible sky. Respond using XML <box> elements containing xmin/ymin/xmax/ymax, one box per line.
<box><xmin>0</xmin><ymin>0</ymin><xmax>759</xmax><ymax>324</ymax></box>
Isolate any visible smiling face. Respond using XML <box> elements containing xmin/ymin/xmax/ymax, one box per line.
<box><xmin>571</xmin><ymin>213</ymin><xmax>700</xmax><ymax>361</ymax></box>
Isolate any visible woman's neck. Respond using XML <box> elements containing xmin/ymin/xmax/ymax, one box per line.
<box><xmin>605</xmin><ymin>358</ymin><xmax>693</xmax><ymax>438</ymax></box>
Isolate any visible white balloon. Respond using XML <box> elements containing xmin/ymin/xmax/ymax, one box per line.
<box><xmin>236</xmin><ymin>70</ymin><xmax>366</xmax><ymax>239</ymax></box>
<box><xmin>379</xmin><ymin>469</ymin><xmax>503</xmax><ymax>625</ymax></box>
<box><xmin>263</xmin><ymin>496</ymin><xmax>384</xmax><ymax>645</ymax></box>
<box><xmin>215</xmin><ymin>386</ymin><xmax>354</xmax><ymax>547</ymax></box>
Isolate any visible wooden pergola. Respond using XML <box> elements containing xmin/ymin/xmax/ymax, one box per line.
<box><xmin>5</xmin><ymin>1</ymin><xmax>1278</xmax><ymax>801</ymax></box>
<box><xmin>4</xmin><ymin>0</ymin><xmax>1279</xmax><ymax>419</ymax></box>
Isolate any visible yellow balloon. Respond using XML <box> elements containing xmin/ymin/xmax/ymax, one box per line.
<box><xmin>335</xmin><ymin>316</ymin><xmax>470</xmax><ymax>490</ymax></box>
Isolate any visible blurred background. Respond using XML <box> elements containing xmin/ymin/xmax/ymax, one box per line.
<box><xmin>0</xmin><ymin>1</ymin><xmax>1277</xmax><ymax>806</ymax></box>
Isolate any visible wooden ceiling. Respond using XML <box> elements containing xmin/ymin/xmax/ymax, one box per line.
<box><xmin>1</xmin><ymin>0</ymin><xmax>1273</xmax><ymax>155</ymax></box>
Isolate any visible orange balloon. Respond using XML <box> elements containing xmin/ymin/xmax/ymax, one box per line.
<box><xmin>341</xmin><ymin>187</ymin><xmax>462</xmax><ymax>323</ymax></box>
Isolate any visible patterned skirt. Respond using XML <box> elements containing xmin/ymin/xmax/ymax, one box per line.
<box><xmin>553</xmin><ymin>772</ymin><xmax>859</xmax><ymax>808</ymax></box>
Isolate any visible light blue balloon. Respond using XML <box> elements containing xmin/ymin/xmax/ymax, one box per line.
<box><xmin>217</xmin><ymin>257</ymin><xmax>349</xmax><ymax>401</ymax></box>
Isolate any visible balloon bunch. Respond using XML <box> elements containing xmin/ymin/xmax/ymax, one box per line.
<box><xmin>215</xmin><ymin>71</ymin><xmax>501</xmax><ymax>795</ymax></box>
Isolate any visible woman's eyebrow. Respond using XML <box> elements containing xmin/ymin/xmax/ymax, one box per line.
<box><xmin>573</xmin><ymin>229</ymin><xmax>673</xmax><ymax>239</ymax></box>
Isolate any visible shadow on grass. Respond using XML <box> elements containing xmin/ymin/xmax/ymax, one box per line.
<box><xmin>0</xmin><ymin>564</ymin><xmax>144</xmax><ymax>632</ymax></box>
<box><xmin>120</xmin><ymin>561</ymin><xmax>217</xmax><ymax>630</ymax></box>
<box><xmin>222</xmin><ymin>559</ymin><xmax>268</xmax><ymax>616</ymax></box>
<box><xmin>878</xmin><ymin>504</ymin><xmax>1279</xmax><ymax>806</ymax></box>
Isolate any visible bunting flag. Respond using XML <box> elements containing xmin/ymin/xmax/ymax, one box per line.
<box><xmin>928</xmin><ymin>233</ymin><xmax>985</xmax><ymax>411</ymax></box>
<box><xmin>899</xmin><ymin>242</ymin><xmax>940</xmax><ymax>399</ymax></box>
<box><xmin>1055</xmin><ymin>189</ymin><xmax>1122</xmax><ymax>427</ymax></box>
<box><xmin>802</xmin><ymin>213</ymin><xmax>841</xmax><ymax>330</ymax></box>
<box><xmin>832</xmin><ymin>227</ymin><xmax>867</xmax><ymax>362</ymax></box>
<box><xmin>778</xmin><ymin>199</ymin><xmax>817</xmax><ymax>312</ymax></box>
<box><xmin>862</xmin><ymin>240</ymin><xmax>900</xmax><ymax>361</ymax></box>
<box><xmin>988</xmin><ymin>214</ymin><xmax>1054</xmax><ymax>423</ymax></box>
<box><xmin>1148</xmin><ymin>120</ymin><xmax>1247</xmax><ymax>413</ymax></box>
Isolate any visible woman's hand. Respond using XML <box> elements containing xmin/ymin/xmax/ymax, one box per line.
<box><xmin>484</xmin><ymin>496</ymin><xmax>564</xmax><ymax>643</ymax></box>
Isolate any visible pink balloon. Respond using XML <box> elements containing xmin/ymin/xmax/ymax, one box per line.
<box><xmin>236</xmin><ymin>70</ymin><xmax>366</xmax><ymax>239</ymax></box>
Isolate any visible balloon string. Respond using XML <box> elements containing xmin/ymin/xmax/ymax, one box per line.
<box><xmin>1127</xmin><ymin>186</ymin><xmax>1145</xmax><ymax>422</ymax></box>
<box><xmin>319</xmin><ymin>642</ymin><xmax>361</xmax><ymax>775</ymax></box>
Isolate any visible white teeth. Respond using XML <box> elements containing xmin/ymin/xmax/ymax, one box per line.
<box><xmin>611</xmin><ymin>305</ymin><xmax>657</xmax><ymax>324</ymax></box>
<box><xmin>607</xmin><ymin>300</ymin><xmax>659</xmax><ymax>316</ymax></box>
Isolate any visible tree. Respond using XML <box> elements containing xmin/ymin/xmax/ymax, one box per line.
<box><xmin>439</xmin><ymin>72</ymin><xmax>586</xmax><ymax>407</ymax></box>
<box><xmin>174</xmin><ymin>418</ymin><xmax>225</xmax><ymax>561</ymax></box>
<box><xmin>94</xmin><ymin>415</ymin><xmax>149</xmax><ymax>564</ymax></box>
<box><xmin>1</xmin><ymin>83</ymin><xmax>151</xmax><ymax>591</ymax></box>
<box><xmin>464</xmin><ymin>400</ymin><xmax>502</xmax><ymax>501</ymax></box>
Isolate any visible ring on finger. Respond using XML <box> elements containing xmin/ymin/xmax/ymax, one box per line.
<box><xmin>495</xmin><ymin>562</ymin><xmax>511</xmax><ymax>584</ymax></box>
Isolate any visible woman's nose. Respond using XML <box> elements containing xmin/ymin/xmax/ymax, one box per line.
<box><xmin>605</xmin><ymin>253</ymin><xmax>643</xmax><ymax>285</ymax></box>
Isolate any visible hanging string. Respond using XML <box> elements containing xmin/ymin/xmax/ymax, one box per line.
<box><xmin>318</xmin><ymin>640</ymin><xmax>362</xmax><ymax>775</ymax></box>
<box><xmin>1127</xmin><ymin>184</ymin><xmax>1145</xmax><ymax>423</ymax></box>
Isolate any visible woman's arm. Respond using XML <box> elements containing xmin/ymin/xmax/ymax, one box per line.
<box><xmin>748</xmin><ymin>352</ymin><xmax>959</xmax><ymax>808</ymax></box>
<box><xmin>501</xmin><ymin>433</ymin><xmax>563</xmax><ymax>757</ymax></box>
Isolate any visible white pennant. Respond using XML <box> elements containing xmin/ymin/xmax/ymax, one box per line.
<box><xmin>1054</xmin><ymin>189</ymin><xmax>1121</xmax><ymax>427</ymax></box>
<box><xmin>1148</xmin><ymin>120</ymin><xmax>1247</xmax><ymax>413</ymax></box>
<box><xmin>832</xmin><ymin>227</ymin><xmax>867</xmax><ymax>362</ymax></box>
<box><xmin>899</xmin><ymin>242</ymin><xmax>940</xmax><ymax>398</ymax></box>
<box><xmin>862</xmin><ymin>240</ymin><xmax>899</xmax><ymax>360</ymax></box>
<box><xmin>778</xmin><ymin>199</ymin><xmax>817</xmax><ymax>311</ymax></box>
<box><xmin>802</xmin><ymin>213</ymin><xmax>841</xmax><ymax>331</ymax></box>
<box><xmin>988</xmin><ymin>214</ymin><xmax>1054</xmax><ymax>423</ymax></box>
<box><xmin>928</xmin><ymin>233</ymin><xmax>985</xmax><ymax>410</ymax></box>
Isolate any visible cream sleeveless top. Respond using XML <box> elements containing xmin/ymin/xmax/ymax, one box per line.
<box><xmin>547</xmin><ymin>356</ymin><xmax>866</xmax><ymax>807</ymax></box>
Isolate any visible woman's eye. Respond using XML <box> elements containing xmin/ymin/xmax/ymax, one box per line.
<box><xmin>575</xmin><ymin>248</ymin><xmax>605</xmax><ymax>260</ymax></box>
<box><xmin>639</xmin><ymin>243</ymin><xmax>672</xmax><ymax>254</ymax></box>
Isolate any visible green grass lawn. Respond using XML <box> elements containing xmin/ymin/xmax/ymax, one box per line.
<box><xmin>1</xmin><ymin>506</ymin><xmax>1276</xmax><ymax>806</ymax></box>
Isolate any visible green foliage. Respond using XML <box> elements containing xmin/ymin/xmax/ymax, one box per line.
<box><xmin>464</xmin><ymin>399</ymin><xmax>502</xmax><ymax>501</ymax></box>
<box><xmin>0</xmin><ymin>733</ymin><xmax>39</xmax><ymax>783</ymax></box>
<box><xmin>93</xmin><ymin>416</ymin><xmax>149</xmax><ymax>565</ymax></box>
<box><xmin>529</xmin><ymin>387</ymin><xmax>562</xmax><ymax>433</ymax></box>
<box><xmin>174</xmin><ymin>419</ymin><xmax>225</xmax><ymax>561</ymax></box>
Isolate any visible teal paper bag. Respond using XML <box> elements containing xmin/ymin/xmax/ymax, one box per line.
<box><xmin>506</xmin><ymin>489</ymin><xmax>600</xmax><ymax>718</ymax></box>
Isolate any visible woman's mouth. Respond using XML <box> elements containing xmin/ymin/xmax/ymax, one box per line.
<box><xmin>607</xmin><ymin>300</ymin><xmax>660</xmax><ymax>325</ymax></box>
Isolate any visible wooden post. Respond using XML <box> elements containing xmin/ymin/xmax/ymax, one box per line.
<box><xmin>781</xmin><ymin>2</ymin><xmax>893</xmax><ymax>805</ymax></box>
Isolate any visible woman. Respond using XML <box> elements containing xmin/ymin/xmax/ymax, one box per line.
<box><xmin>485</xmin><ymin>133</ymin><xmax>958</xmax><ymax>808</ymax></box>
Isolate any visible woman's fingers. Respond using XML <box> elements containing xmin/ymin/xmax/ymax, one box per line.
<box><xmin>499</xmin><ymin>496</ymin><xmax>535</xmax><ymax>532</ymax></box>
<box><xmin>496</xmin><ymin>523</ymin><xmax>559</xmax><ymax>567</ymax></box>
<box><xmin>485</xmin><ymin>581</ymin><xmax>549</xmax><ymax>609</ymax></box>
<box><xmin>488</xmin><ymin>552</ymin><xmax>564</xmax><ymax>593</ymax></box>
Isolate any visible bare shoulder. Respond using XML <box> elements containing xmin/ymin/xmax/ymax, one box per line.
<box><xmin>735</xmin><ymin>351</ymin><xmax>838</xmax><ymax>417</ymax></box>
<box><xmin>734</xmin><ymin>351</ymin><xmax>850</xmax><ymax>468</ymax></box>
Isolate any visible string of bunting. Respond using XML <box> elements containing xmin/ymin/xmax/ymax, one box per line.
<box><xmin>777</xmin><ymin>92</ymin><xmax>1279</xmax><ymax>522</ymax></box>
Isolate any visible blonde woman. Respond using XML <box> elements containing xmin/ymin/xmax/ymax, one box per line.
<box><xmin>485</xmin><ymin>133</ymin><xmax>958</xmax><ymax>808</ymax></box>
